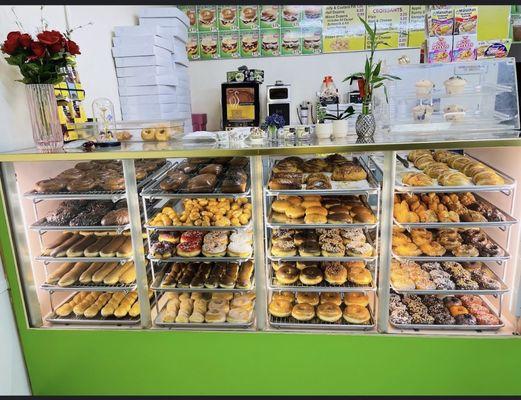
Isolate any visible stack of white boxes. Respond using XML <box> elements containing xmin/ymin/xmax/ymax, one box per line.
<box><xmin>112</xmin><ymin>7</ymin><xmax>193</xmax><ymax>132</ymax></box>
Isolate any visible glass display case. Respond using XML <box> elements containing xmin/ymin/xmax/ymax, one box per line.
<box><xmin>381</xmin><ymin>58</ymin><xmax>520</xmax><ymax>134</ymax></box>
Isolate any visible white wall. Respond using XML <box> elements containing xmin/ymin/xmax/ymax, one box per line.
<box><xmin>188</xmin><ymin>48</ymin><xmax>420</xmax><ymax>130</ymax></box>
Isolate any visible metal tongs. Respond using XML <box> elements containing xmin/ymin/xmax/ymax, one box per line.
<box><xmin>396</xmin><ymin>154</ymin><xmax>409</xmax><ymax>168</ymax></box>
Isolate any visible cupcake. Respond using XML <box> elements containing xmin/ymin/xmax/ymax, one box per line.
<box><xmin>443</xmin><ymin>104</ymin><xmax>466</xmax><ymax>122</ymax></box>
<box><xmin>415</xmin><ymin>80</ymin><xmax>434</xmax><ymax>99</ymax></box>
<box><xmin>444</xmin><ymin>76</ymin><xmax>467</xmax><ymax>95</ymax></box>
<box><xmin>412</xmin><ymin>105</ymin><xmax>433</xmax><ymax>122</ymax></box>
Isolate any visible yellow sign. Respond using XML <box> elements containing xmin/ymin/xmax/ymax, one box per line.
<box><xmin>366</xmin><ymin>5</ymin><xmax>409</xmax><ymax>49</ymax></box>
<box><xmin>322</xmin><ymin>5</ymin><xmax>366</xmax><ymax>52</ymax></box>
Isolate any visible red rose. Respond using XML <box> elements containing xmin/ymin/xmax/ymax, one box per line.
<box><xmin>37</xmin><ymin>30</ymin><xmax>63</xmax><ymax>46</ymax></box>
<box><xmin>28</xmin><ymin>41</ymin><xmax>46</xmax><ymax>60</ymax></box>
<box><xmin>48</xmin><ymin>41</ymin><xmax>64</xmax><ymax>53</ymax></box>
<box><xmin>19</xmin><ymin>33</ymin><xmax>32</xmax><ymax>48</ymax></box>
<box><xmin>1</xmin><ymin>31</ymin><xmax>22</xmax><ymax>54</ymax></box>
<box><xmin>65</xmin><ymin>40</ymin><xmax>80</xmax><ymax>55</ymax></box>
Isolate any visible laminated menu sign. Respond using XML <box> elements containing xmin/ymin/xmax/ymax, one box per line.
<box><xmin>281</xmin><ymin>5</ymin><xmax>302</xmax><ymax>28</ymax></box>
<box><xmin>239</xmin><ymin>6</ymin><xmax>259</xmax><ymax>30</ymax></box>
<box><xmin>197</xmin><ymin>5</ymin><xmax>218</xmax><ymax>32</ymax></box>
<box><xmin>454</xmin><ymin>6</ymin><xmax>478</xmax><ymax>35</ymax></box>
<box><xmin>302</xmin><ymin>28</ymin><xmax>322</xmax><ymax>55</ymax></box>
<box><xmin>199</xmin><ymin>33</ymin><xmax>219</xmax><ymax>60</ymax></box>
<box><xmin>427</xmin><ymin>35</ymin><xmax>452</xmax><ymax>63</ymax></box>
<box><xmin>366</xmin><ymin>5</ymin><xmax>409</xmax><ymax>49</ymax></box>
<box><xmin>281</xmin><ymin>28</ymin><xmax>302</xmax><ymax>56</ymax></box>
<box><xmin>186</xmin><ymin>34</ymin><xmax>200</xmax><ymax>60</ymax></box>
<box><xmin>302</xmin><ymin>5</ymin><xmax>322</xmax><ymax>26</ymax></box>
<box><xmin>260</xmin><ymin>29</ymin><xmax>280</xmax><ymax>57</ymax></box>
<box><xmin>179</xmin><ymin>5</ymin><xmax>197</xmax><ymax>33</ymax></box>
<box><xmin>476</xmin><ymin>39</ymin><xmax>511</xmax><ymax>60</ymax></box>
<box><xmin>322</xmin><ymin>5</ymin><xmax>365</xmax><ymax>53</ymax></box>
<box><xmin>218</xmin><ymin>5</ymin><xmax>238</xmax><ymax>31</ymax></box>
<box><xmin>452</xmin><ymin>34</ymin><xmax>477</xmax><ymax>62</ymax></box>
<box><xmin>427</xmin><ymin>8</ymin><xmax>454</xmax><ymax>37</ymax></box>
<box><xmin>260</xmin><ymin>5</ymin><xmax>280</xmax><ymax>29</ymax></box>
<box><xmin>240</xmin><ymin>30</ymin><xmax>260</xmax><ymax>57</ymax></box>
<box><xmin>219</xmin><ymin>32</ymin><xmax>240</xmax><ymax>59</ymax></box>
<box><xmin>408</xmin><ymin>5</ymin><xmax>427</xmax><ymax>47</ymax></box>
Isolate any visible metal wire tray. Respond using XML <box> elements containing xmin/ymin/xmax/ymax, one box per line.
<box><xmin>30</xmin><ymin>218</ymin><xmax>131</xmax><ymax>233</ymax></box>
<box><xmin>154</xmin><ymin>306</ymin><xmax>254</xmax><ymax>329</ymax></box>
<box><xmin>393</xmin><ymin>195</ymin><xmax>518</xmax><ymax>229</ymax></box>
<box><xmin>269</xmin><ymin>308</ymin><xmax>375</xmax><ymax>331</ymax></box>
<box><xmin>151</xmin><ymin>266</ymin><xmax>255</xmax><ymax>293</ymax></box>
<box><xmin>268</xmin><ymin>272</ymin><xmax>375</xmax><ymax>293</ymax></box>
<box><xmin>40</xmin><ymin>280</ymin><xmax>137</xmax><ymax>292</ymax></box>
<box><xmin>36</xmin><ymin>256</ymin><xmax>131</xmax><ymax>263</ymax></box>
<box><xmin>45</xmin><ymin>293</ymin><xmax>140</xmax><ymax>325</ymax></box>
<box><xmin>390</xmin><ymin>300</ymin><xmax>504</xmax><ymax>331</ymax></box>
<box><xmin>264</xmin><ymin>157</ymin><xmax>380</xmax><ymax>196</ymax></box>
<box><xmin>140</xmin><ymin>162</ymin><xmax>251</xmax><ymax>199</ymax></box>
<box><xmin>390</xmin><ymin>263</ymin><xmax>509</xmax><ymax>295</ymax></box>
<box><xmin>392</xmin><ymin>153</ymin><xmax>516</xmax><ymax>194</ymax></box>
<box><xmin>392</xmin><ymin>235</ymin><xmax>510</xmax><ymax>263</ymax></box>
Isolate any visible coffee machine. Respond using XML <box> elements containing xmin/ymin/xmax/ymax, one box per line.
<box><xmin>266</xmin><ymin>80</ymin><xmax>291</xmax><ymax>125</ymax></box>
<box><xmin>221</xmin><ymin>82</ymin><xmax>260</xmax><ymax>129</ymax></box>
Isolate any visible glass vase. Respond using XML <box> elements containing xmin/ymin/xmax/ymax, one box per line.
<box><xmin>25</xmin><ymin>84</ymin><xmax>63</xmax><ymax>151</ymax></box>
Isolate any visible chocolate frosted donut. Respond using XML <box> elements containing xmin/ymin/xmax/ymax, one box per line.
<box><xmin>57</xmin><ymin>168</ymin><xmax>85</xmax><ymax>181</ymax></box>
<box><xmin>390</xmin><ymin>309</ymin><xmax>412</xmax><ymax>324</ymax></box>
<box><xmin>455</xmin><ymin>314</ymin><xmax>476</xmax><ymax>325</ymax></box>
<box><xmin>67</xmin><ymin>177</ymin><xmax>97</xmax><ymax>192</ymax></box>
<box><xmin>443</xmin><ymin>296</ymin><xmax>462</xmax><ymax>308</ymax></box>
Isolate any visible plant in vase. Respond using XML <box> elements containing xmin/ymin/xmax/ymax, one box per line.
<box><xmin>314</xmin><ymin>102</ymin><xmax>332</xmax><ymax>139</ymax></box>
<box><xmin>1</xmin><ymin>14</ymin><xmax>83</xmax><ymax>150</ymax></box>
<box><xmin>344</xmin><ymin>17</ymin><xmax>400</xmax><ymax>139</ymax></box>
<box><xmin>324</xmin><ymin>105</ymin><xmax>355</xmax><ymax>138</ymax></box>
<box><xmin>262</xmin><ymin>113</ymin><xmax>285</xmax><ymax>142</ymax></box>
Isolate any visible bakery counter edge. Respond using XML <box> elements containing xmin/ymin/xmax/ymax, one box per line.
<box><xmin>1</xmin><ymin>135</ymin><xmax>521</xmax><ymax>162</ymax></box>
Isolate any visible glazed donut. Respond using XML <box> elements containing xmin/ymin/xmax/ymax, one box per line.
<box><xmin>268</xmin><ymin>298</ymin><xmax>292</xmax><ymax>317</ymax></box>
<box><xmin>227</xmin><ymin>308</ymin><xmax>252</xmax><ymax>323</ymax></box>
<box><xmin>452</xmin><ymin>244</ymin><xmax>479</xmax><ymax>257</ymax></box>
<box><xmin>299</xmin><ymin>266</ymin><xmax>323</xmax><ymax>285</ymax></box>
<box><xmin>57</xmin><ymin>168</ymin><xmax>85</xmax><ymax>180</ymax></box>
<box><xmin>205</xmin><ymin>309</ymin><xmax>226</xmax><ymax>323</ymax></box>
<box><xmin>419</xmin><ymin>241</ymin><xmax>446</xmax><ymax>257</ymax></box>
<box><xmin>347</xmin><ymin>266</ymin><xmax>372</xmax><ymax>285</ymax></box>
<box><xmin>275</xmin><ymin>265</ymin><xmax>299</xmax><ymax>285</ymax></box>
<box><xmin>392</xmin><ymin>232</ymin><xmax>411</xmax><ymax>246</ymax></box>
<box><xmin>449</xmin><ymin>305</ymin><xmax>469</xmax><ymax>317</ymax></box>
<box><xmin>320</xmin><ymin>292</ymin><xmax>342</xmax><ymax>305</ymax></box>
<box><xmin>316</xmin><ymin>302</ymin><xmax>342</xmax><ymax>322</ymax></box>
<box><xmin>343</xmin><ymin>304</ymin><xmax>370</xmax><ymax>324</ymax></box>
<box><xmin>102</xmin><ymin>177</ymin><xmax>125</xmax><ymax>191</ymax></box>
<box><xmin>296</xmin><ymin>292</ymin><xmax>319</xmax><ymax>306</ymax></box>
<box><xmin>66</xmin><ymin>177</ymin><xmax>98</xmax><ymax>192</ymax></box>
<box><xmin>438</xmin><ymin>236</ymin><xmax>462</xmax><ymax>251</ymax></box>
<box><xmin>34</xmin><ymin>178</ymin><xmax>66</xmax><ymax>193</ymax></box>
<box><xmin>344</xmin><ymin>292</ymin><xmax>369</xmax><ymax>307</ymax></box>
<box><xmin>291</xmin><ymin>303</ymin><xmax>315</xmax><ymax>321</ymax></box>
<box><xmin>410</xmin><ymin>229</ymin><xmax>433</xmax><ymax>246</ymax></box>
<box><xmin>272</xmin><ymin>292</ymin><xmax>294</xmax><ymax>302</ymax></box>
<box><xmin>393</xmin><ymin>243</ymin><xmax>422</xmax><ymax>256</ymax></box>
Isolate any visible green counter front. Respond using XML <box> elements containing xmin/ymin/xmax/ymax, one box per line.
<box><xmin>2</xmin><ymin>133</ymin><xmax>521</xmax><ymax>395</ymax></box>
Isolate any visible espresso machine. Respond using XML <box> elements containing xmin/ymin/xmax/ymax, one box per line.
<box><xmin>221</xmin><ymin>81</ymin><xmax>260</xmax><ymax>129</ymax></box>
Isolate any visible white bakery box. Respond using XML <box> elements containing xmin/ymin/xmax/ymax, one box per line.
<box><xmin>121</xmin><ymin>102</ymin><xmax>190</xmax><ymax>115</ymax></box>
<box><xmin>114</xmin><ymin>25</ymin><xmax>188</xmax><ymax>43</ymax></box>
<box><xmin>120</xmin><ymin>92</ymin><xmax>191</xmax><ymax>106</ymax></box>
<box><xmin>118</xmin><ymin>85</ymin><xmax>177</xmax><ymax>96</ymax></box>
<box><xmin>122</xmin><ymin>109</ymin><xmax>191</xmax><ymax>120</ymax></box>
<box><xmin>112</xmin><ymin>44</ymin><xmax>172</xmax><ymax>67</ymax></box>
<box><xmin>173</xmin><ymin>54</ymin><xmax>189</xmax><ymax>67</ymax></box>
<box><xmin>115</xmin><ymin>65</ymin><xmax>174</xmax><ymax>78</ymax></box>
<box><xmin>113</xmin><ymin>53</ymin><xmax>172</xmax><ymax>68</ymax></box>
<box><xmin>113</xmin><ymin>35</ymin><xmax>174</xmax><ymax>53</ymax></box>
<box><xmin>138</xmin><ymin>6</ymin><xmax>190</xmax><ymax>27</ymax></box>
<box><xmin>117</xmin><ymin>74</ymin><xmax>178</xmax><ymax>87</ymax></box>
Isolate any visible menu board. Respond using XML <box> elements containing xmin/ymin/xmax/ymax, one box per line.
<box><xmin>178</xmin><ymin>4</ymin><xmax>509</xmax><ymax>61</ymax></box>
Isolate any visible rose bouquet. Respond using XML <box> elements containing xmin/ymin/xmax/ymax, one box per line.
<box><xmin>1</xmin><ymin>29</ymin><xmax>80</xmax><ymax>84</ymax></box>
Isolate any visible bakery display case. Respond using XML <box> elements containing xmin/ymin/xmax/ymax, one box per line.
<box><xmin>140</xmin><ymin>156</ymin><xmax>257</xmax><ymax>329</ymax></box>
<box><xmin>381</xmin><ymin>58</ymin><xmax>520</xmax><ymax>134</ymax></box>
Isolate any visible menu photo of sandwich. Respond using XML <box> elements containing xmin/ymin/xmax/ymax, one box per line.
<box><xmin>219</xmin><ymin>32</ymin><xmax>240</xmax><ymax>59</ymax></box>
<box><xmin>240</xmin><ymin>31</ymin><xmax>260</xmax><ymax>57</ymax></box>
<box><xmin>180</xmin><ymin>5</ymin><xmax>197</xmax><ymax>33</ymax></box>
<box><xmin>281</xmin><ymin>5</ymin><xmax>301</xmax><ymax>28</ymax></box>
<box><xmin>186</xmin><ymin>34</ymin><xmax>200</xmax><ymax>60</ymax></box>
<box><xmin>197</xmin><ymin>5</ymin><xmax>217</xmax><ymax>31</ymax></box>
<box><xmin>260</xmin><ymin>5</ymin><xmax>280</xmax><ymax>28</ymax></box>
<box><xmin>303</xmin><ymin>5</ymin><xmax>321</xmax><ymax>21</ymax></box>
<box><xmin>281</xmin><ymin>28</ymin><xmax>301</xmax><ymax>56</ymax></box>
<box><xmin>219</xmin><ymin>5</ymin><xmax>238</xmax><ymax>30</ymax></box>
<box><xmin>200</xmin><ymin>33</ymin><xmax>219</xmax><ymax>60</ymax></box>
<box><xmin>239</xmin><ymin>5</ymin><xmax>259</xmax><ymax>30</ymax></box>
<box><xmin>302</xmin><ymin>29</ymin><xmax>322</xmax><ymax>55</ymax></box>
<box><xmin>261</xmin><ymin>29</ymin><xmax>280</xmax><ymax>56</ymax></box>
